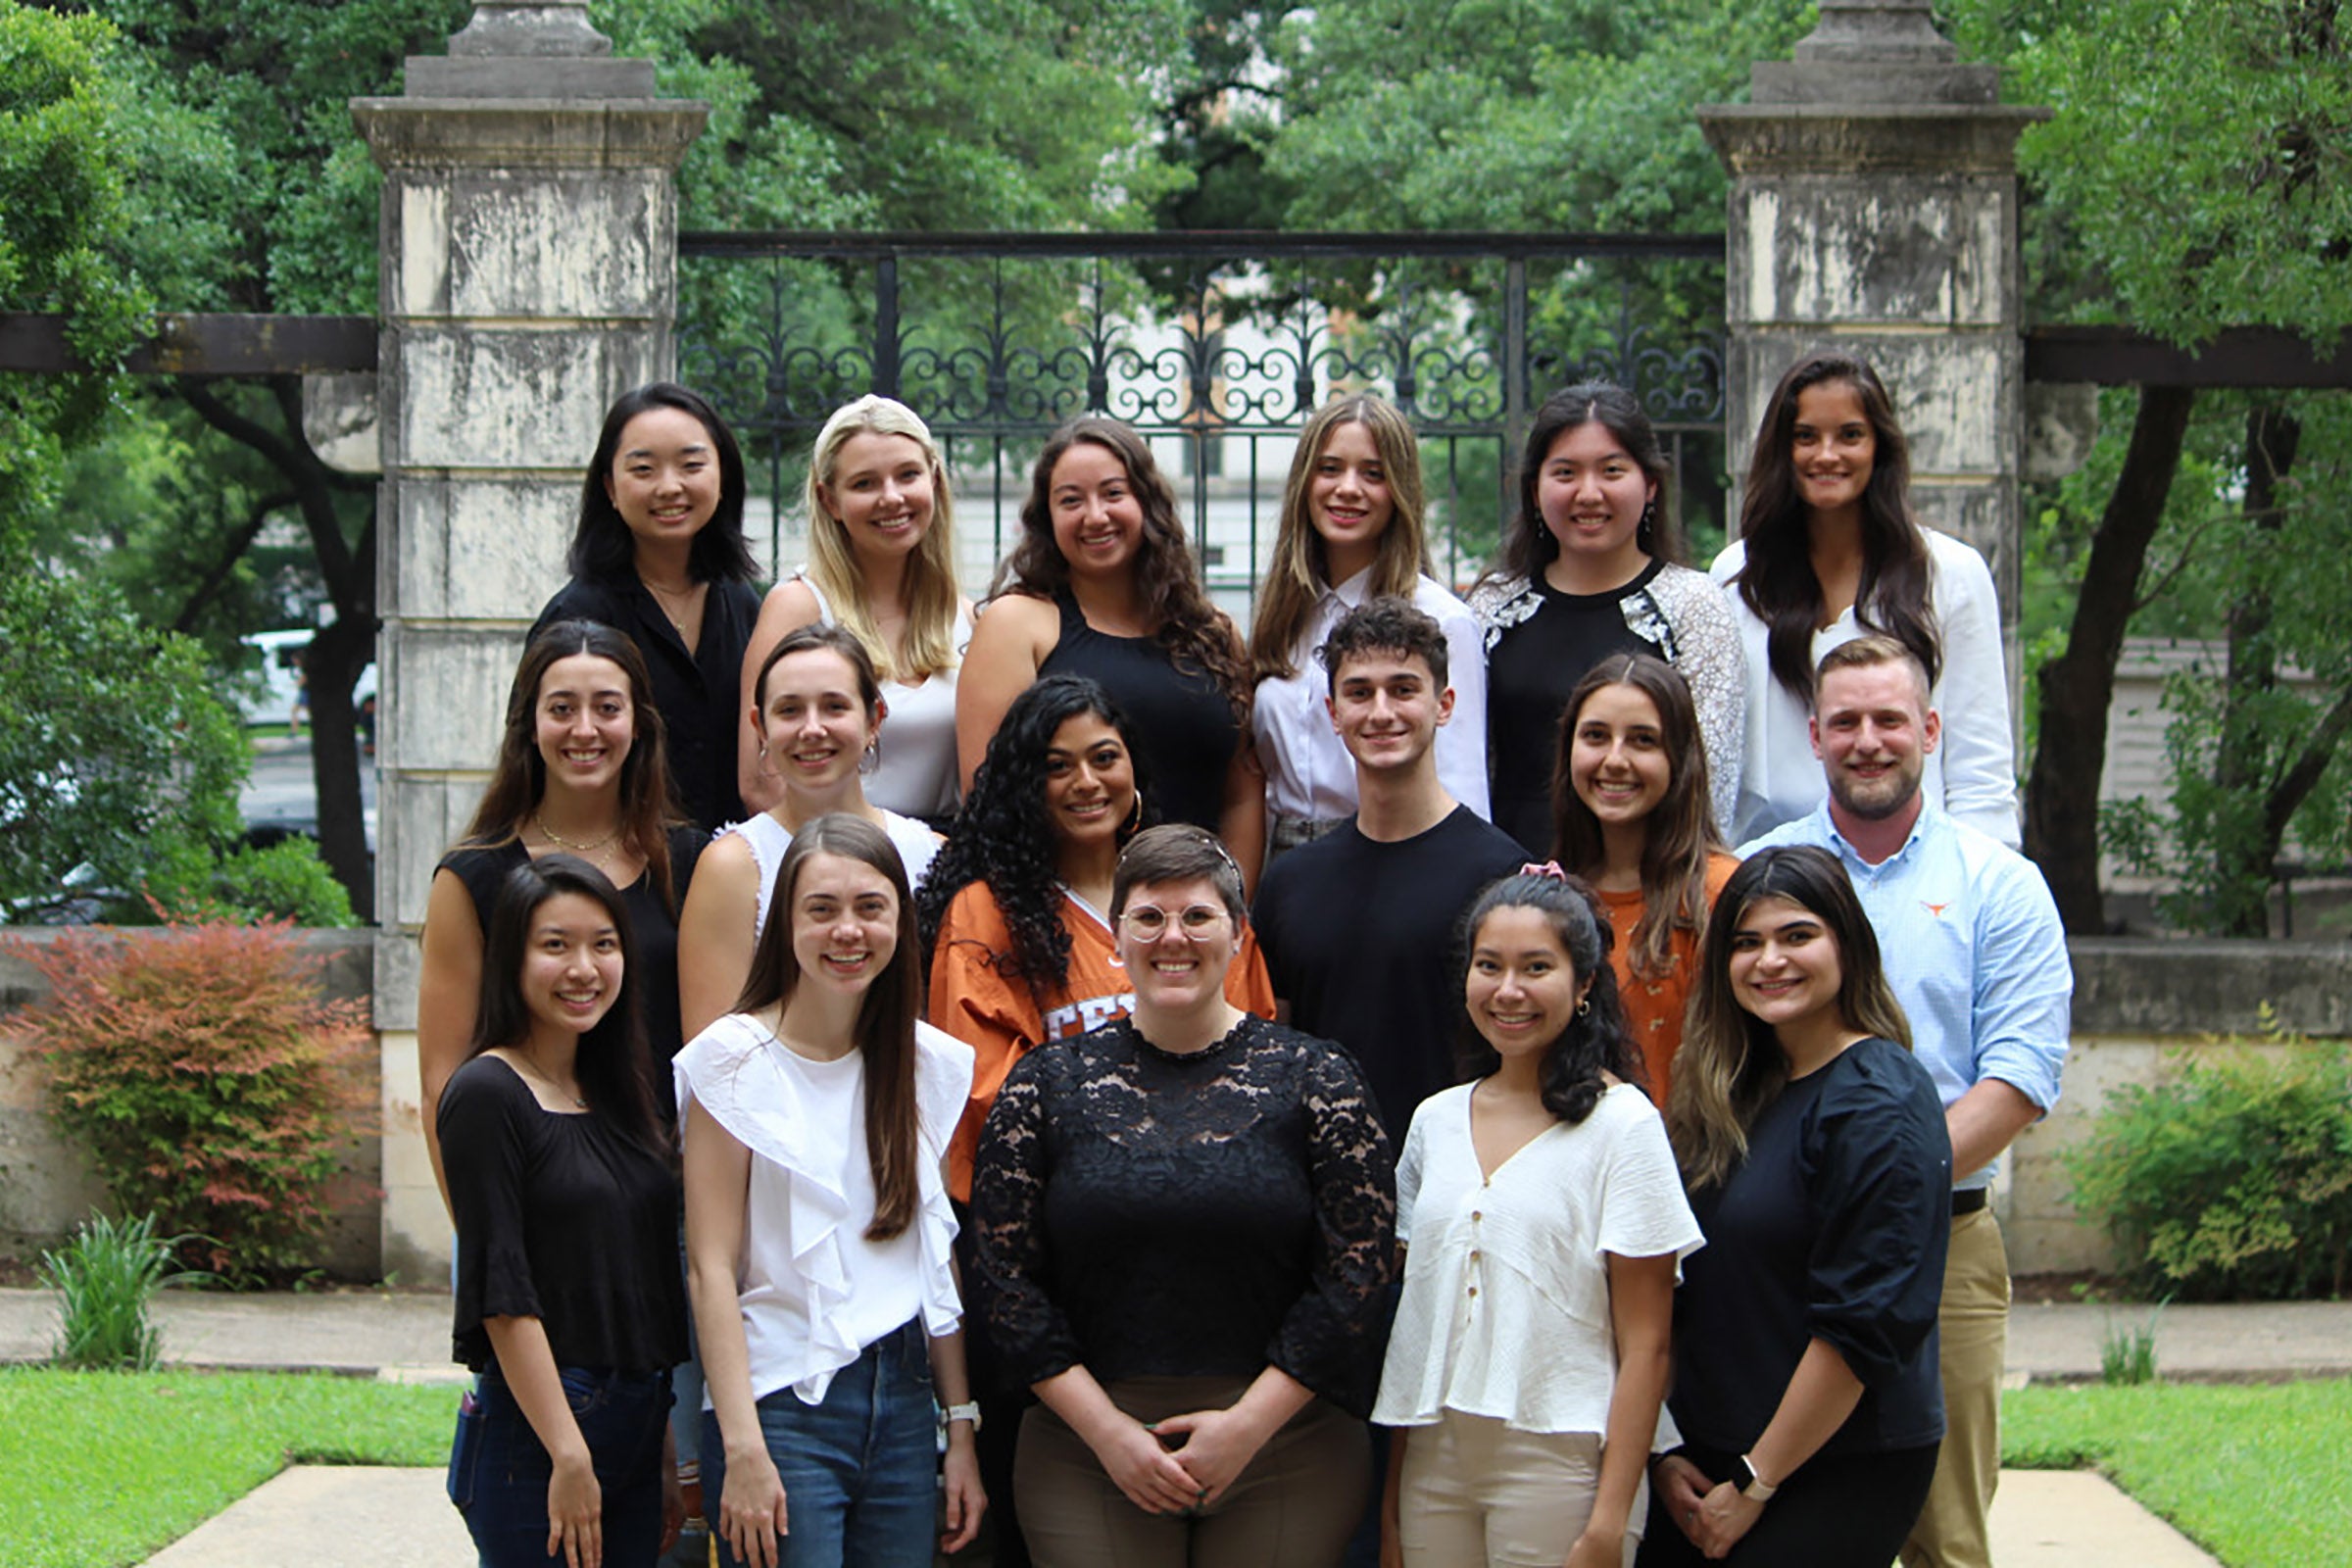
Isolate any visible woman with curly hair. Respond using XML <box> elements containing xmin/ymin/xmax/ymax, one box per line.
<box><xmin>1468</xmin><ymin>383</ymin><xmax>1743</xmax><ymax>856</ymax></box>
<box><xmin>1375</xmin><ymin>868</ymin><xmax>1698</xmax><ymax>1568</ymax></box>
<box><xmin>956</xmin><ymin>416</ymin><xmax>1263</xmax><ymax>886</ymax></box>
<box><xmin>1710</xmin><ymin>350</ymin><xmax>2015</xmax><ymax>844</ymax></box>
<box><xmin>737</xmin><ymin>395</ymin><xmax>972</xmax><ymax>826</ymax></box>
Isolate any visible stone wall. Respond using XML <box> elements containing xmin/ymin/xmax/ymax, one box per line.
<box><xmin>0</xmin><ymin>929</ymin><xmax>381</xmax><ymax>1279</ymax></box>
<box><xmin>2004</xmin><ymin>938</ymin><xmax>2352</xmax><ymax>1275</ymax></box>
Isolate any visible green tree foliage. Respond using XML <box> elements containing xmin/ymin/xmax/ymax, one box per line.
<box><xmin>0</xmin><ymin>3</ymin><xmax>149</xmax><ymax>556</ymax></box>
<box><xmin>1953</xmin><ymin>0</ymin><xmax>2352</xmax><ymax>933</ymax></box>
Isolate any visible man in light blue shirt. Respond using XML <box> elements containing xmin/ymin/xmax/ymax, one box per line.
<box><xmin>1740</xmin><ymin>634</ymin><xmax>2070</xmax><ymax>1568</ymax></box>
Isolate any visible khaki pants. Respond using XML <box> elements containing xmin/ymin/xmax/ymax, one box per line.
<box><xmin>1397</xmin><ymin>1409</ymin><xmax>1641</xmax><ymax>1568</ymax></box>
<box><xmin>1015</xmin><ymin>1375</ymin><xmax>1368</xmax><ymax>1568</ymax></box>
<box><xmin>1901</xmin><ymin>1205</ymin><xmax>2009</xmax><ymax>1568</ymax></box>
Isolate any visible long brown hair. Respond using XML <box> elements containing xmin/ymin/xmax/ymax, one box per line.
<box><xmin>1667</xmin><ymin>846</ymin><xmax>1912</xmax><ymax>1189</ymax></box>
<box><xmin>803</xmin><ymin>395</ymin><xmax>963</xmax><ymax>684</ymax></box>
<box><xmin>460</xmin><ymin>620</ymin><xmax>681</xmax><ymax>915</ymax></box>
<box><xmin>992</xmin><ymin>416</ymin><xmax>1251</xmax><ymax>715</ymax></box>
<box><xmin>737</xmin><ymin>813</ymin><xmax>923</xmax><ymax>1242</ymax></box>
<box><xmin>1733</xmin><ymin>350</ymin><xmax>1939</xmax><ymax>704</ymax></box>
<box><xmin>1250</xmin><ymin>394</ymin><xmax>1432</xmax><ymax>684</ymax></box>
<box><xmin>1550</xmin><ymin>656</ymin><xmax>1725</xmax><ymax>981</ymax></box>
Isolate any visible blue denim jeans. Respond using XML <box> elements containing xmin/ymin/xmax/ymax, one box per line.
<box><xmin>702</xmin><ymin>1319</ymin><xmax>937</xmax><ymax>1568</ymax></box>
<box><xmin>450</xmin><ymin>1362</ymin><xmax>671</xmax><ymax>1568</ymax></box>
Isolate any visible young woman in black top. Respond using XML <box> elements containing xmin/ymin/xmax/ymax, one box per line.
<box><xmin>1640</xmin><ymin>847</ymin><xmax>1950</xmax><ymax>1567</ymax></box>
<box><xmin>440</xmin><ymin>855</ymin><xmax>688</xmax><ymax>1568</ymax></box>
<box><xmin>534</xmin><ymin>382</ymin><xmax>763</xmax><ymax>835</ymax></box>
<box><xmin>970</xmin><ymin>824</ymin><xmax>1394</xmax><ymax>1568</ymax></box>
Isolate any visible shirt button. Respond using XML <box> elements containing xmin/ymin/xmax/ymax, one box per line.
<box><xmin>1467</xmin><ymin>1286</ymin><xmax>1478</xmax><ymax>1298</ymax></box>
<box><xmin>1471</xmin><ymin>1211</ymin><xmax>1482</xmax><ymax>1222</ymax></box>
<box><xmin>1469</xmin><ymin>1250</ymin><xmax>1482</xmax><ymax>1261</ymax></box>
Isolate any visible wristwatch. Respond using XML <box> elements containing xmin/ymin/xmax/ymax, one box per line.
<box><xmin>1731</xmin><ymin>1453</ymin><xmax>1779</xmax><ymax>1502</ymax></box>
<box><xmin>943</xmin><ymin>1400</ymin><xmax>982</xmax><ymax>1432</ymax></box>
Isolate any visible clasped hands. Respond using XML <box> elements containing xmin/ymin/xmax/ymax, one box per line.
<box><xmin>1652</xmin><ymin>1452</ymin><xmax>1765</xmax><ymax>1560</ymax></box>
<box><xmin>1095</xmin><ymin>1403</ymin><xmax>1274</xmax><ymax>1516</ymax></box>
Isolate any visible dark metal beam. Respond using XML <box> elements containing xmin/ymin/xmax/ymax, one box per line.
<box><xmin>0</xmin><ymin>313</ymin><xmax>376</xmax><ymax>375</ymax></box>
<box><xmin>680</xmin><ymin>229</ymin><xmax>1729</xmax><ymax>263</ymax></box>
<box><xmin>2027</xmin><ymin>324</ymin><xmax>2352</xmax><ymax>389</ymax></box>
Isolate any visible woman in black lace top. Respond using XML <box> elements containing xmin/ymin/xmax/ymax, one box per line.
<box><xmin>971</xmin><ymin>824</ymin><xmax>1396</xmax><ymax>1568</ymax></box>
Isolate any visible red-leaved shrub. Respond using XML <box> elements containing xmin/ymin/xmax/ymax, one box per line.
<box><xmin>7</xmin><ymin>920</ymin><xmax>375</xmax><ymax>1284</ymax></box>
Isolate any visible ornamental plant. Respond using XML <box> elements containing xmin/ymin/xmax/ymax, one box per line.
<box><xmin>2063</xmin><ymin>1018</ymin><xmax>2352</xmax><ymax>1301</ymax></box>
<box><xmin>9</xmin><ymin>919</ymin><xmax>374</xmax><ymax>1285</ymax></box>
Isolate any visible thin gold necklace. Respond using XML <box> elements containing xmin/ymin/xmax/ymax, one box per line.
<box><xmin>534</xmin><ymin>811</ymin><xmax>619</xmax><ymax>858</ymax></box>
<box><xmin>512</xmin><ymin>1050</ymin><xmax>587</xmax><ymax>1108</ymax></box>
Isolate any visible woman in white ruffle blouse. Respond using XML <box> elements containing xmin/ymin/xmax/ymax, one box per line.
<box><xmin>1374</xmin><ymin>867</ymin><xmax>1702</xmax><ymax>1568</ymax></box>
<box><xmin>678</xmin><ymin>814</ymin><xmax>983</xmax><ymax>1568</ymax></box>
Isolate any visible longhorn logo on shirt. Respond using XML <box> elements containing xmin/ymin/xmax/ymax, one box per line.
<box><xmin>1920</xmin><ymin>901</ymin><xmax>1951</xmax><ymax>918</ymax></box>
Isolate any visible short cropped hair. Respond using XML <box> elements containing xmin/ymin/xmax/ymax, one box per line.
<box><xmin>1317</xmin><ymin>594</ymin><xmax>1449</xmax><ymax>695</ymax></box>
<box><xmin>1815</xmin><ymin>634</ymin><xmax>1932</xmax><ymax>710</ymax></box>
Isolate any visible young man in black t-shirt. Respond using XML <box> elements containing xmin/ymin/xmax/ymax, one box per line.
<box><xmin>1253</xmin><ymin>597</ymin><xmax>1527</xmax><ymax>1139</ymax></box>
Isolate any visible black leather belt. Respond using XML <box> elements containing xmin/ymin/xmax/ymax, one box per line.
<box><xmin>1952</xmin><ymin>1188</ymin><xmax>1988</xmax><ymax>1216</ymax></box>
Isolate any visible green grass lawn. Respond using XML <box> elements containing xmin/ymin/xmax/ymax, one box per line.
<box><xmin>2003</xmin><ymin>1379</ymin><xmax>2352</xmax><ymax>1568</ymax></box>
<box><xmin>0</xmin><ymin>1367</ymin><xmax>456</xmax><ymax>1568</ymax></box>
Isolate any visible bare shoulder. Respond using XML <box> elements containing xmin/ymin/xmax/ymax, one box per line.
<box><xmin>968</xmin><ymin>592</ymin><xmax>1059</xmax><ymax>657</ymax></box>
<box><xmin>756</xmin><ymin>576</ymin><xmax>824</xmax><ymax>630</ymax></box>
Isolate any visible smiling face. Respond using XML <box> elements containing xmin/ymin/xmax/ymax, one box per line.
<box><xmin>605</xmin><ymin>406</ymin><xmax>721</xmax><ymax>558</ymax></box>
<box><xmin>1047</xmin><ymin>440</ymin><xmax>1146</xmax><ymax>580</ymax></box>
<box><xmin>1538</xmin><ymin>418</ymin><xmax>1656</xmax><ymax>582</ymax></box>
<box><xmin>1327</xmin><ymin>647</ymin><xmax>1451</xmax><ymax>775</ymax></box>
<box><xmin>787</xmin><ymin>851</ymin><xmax>901</xmax><ymax>1000</ymax></box>
<box><xmin>1790</xmin><ymin>380</ymin><xmax>1878</xmax><ymax>520</ymax></box>
<box><xmin>1811</xmin><ymin>658</ymin><xmax>1938</xmax><ymax>823</ymax></box>
<box><xmin>519</xmin><ymin>891</ymin><xmax>624</xmax><ymax>1042</ymax></box>
<box><xmin>1568</xmin><ymin>681</ymin><xmax>1672</xmax><ymax>828</ymax></box>
<box><xmin>1041</xmin><ymin>710</ymin><xmax>1136</xmax><ymax>858</ymax></box>
<box><xmin>1465</xmin><ymin>904</ymin><xmax>1588</xmax><ymax>1062</ymax></box>
<box><xmin>817</xmin><ymin>429</ymin><xmax>936</xmax><ymax>563</ymax></box>
<box><xmin>534</xmin><ymin>654</ymin><xmax>635</xmax><ymax>796</ymax></box>
<box><xmin>1727</xmin><ymin>894</ymin><xmax>1844</xmax><ymax>1039</ymax></box>
<box><xmin>1306</xmin><ymin>419</ymin><xmax>1395</xmax><ymax>581</ymax></box>
<box><xmin>757</xmin><ymin>647</ymin><xmax>877</xmax><ymax>796</ymax></box>
<box><xmin>1115</xmin><ymin>873</ymin><xmax>1238</xmax><ymax>1015</ymax></box>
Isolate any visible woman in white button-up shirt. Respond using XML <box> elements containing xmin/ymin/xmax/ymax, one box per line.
<box><xmin>1249</xmin><ymin>394</ymin><xmax>1489</xmax><ymax>862</ymax></box>
<box><xmin>1374</xmin><ymin>867</ymin><xmax>1701</xmax><ymax>1568</ymax></box>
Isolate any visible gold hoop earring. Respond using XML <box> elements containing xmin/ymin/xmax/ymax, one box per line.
<box><xmin>1120</xmin><ymin>790</ymin><xmax>1146</xmax><ymax>840</ymax></box>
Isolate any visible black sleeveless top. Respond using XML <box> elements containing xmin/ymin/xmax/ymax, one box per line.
<box><xmin>1036</xmin><ymin>586</ymin><xmax>1240</xmax><ymax>833</ymax></box>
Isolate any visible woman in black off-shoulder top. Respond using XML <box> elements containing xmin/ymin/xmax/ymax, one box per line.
<box><xmin>970</xmin><ymin>824</ymin><xmax>1395</xmax><ymax>1568</ymax></box>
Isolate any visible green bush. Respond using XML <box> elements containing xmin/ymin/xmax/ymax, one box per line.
<box><xmin>158</xmin><ymin>838</ymin><xmax>358</xmax><ymax>927</ymax></box>
<box><xmin>36</xmin><ymin>1210</ymin><xmax>200</xmax><ymax>1370</ymax></box>
<box><xmin>8</xmin><ymin>919</ymin><xmax>375</xmax><ymax>1285</ymax></box>
<box><xmin>2064</xmin><ymin>1023</ymin><xmax>2352</xmax><ymax>1300</ymax></box>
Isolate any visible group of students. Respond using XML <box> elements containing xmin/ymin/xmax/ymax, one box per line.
<box><xmin>418</xmin><ymin>345</ymin><xmax>2050</xmax><ymax>1568</ymax></box>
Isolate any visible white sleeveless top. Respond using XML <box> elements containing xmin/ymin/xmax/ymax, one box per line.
<box><xmin>720</xmin><ymin>809</ymin><xmax>943</xmax><ymax>940</ymax></box>
<box><xmin>795</xmin><ymin>570</ymin><xmax>970</xmax><ymax>822</ymax></box>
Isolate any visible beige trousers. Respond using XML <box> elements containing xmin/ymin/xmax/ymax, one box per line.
<box><xmin>1901</xmin><ymin>1204</ymin><xmax>2010</xmax><ymax>1568</ymax></box>
<box><xmin>1397</xmin><ymin>1408</ymin><xmax>1642</xmax><ymax>1568</ymax></box>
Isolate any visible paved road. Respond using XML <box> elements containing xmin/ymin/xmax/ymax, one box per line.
<box><xmin>239</xmin><ymin>733</ymin><xmax>376</xmax><ymax>850</ymax></box>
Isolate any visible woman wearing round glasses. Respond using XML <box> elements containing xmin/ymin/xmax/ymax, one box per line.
<box><xmin>969</xmin><ymin>823</ymin><xmax>1396</xmax><ymax>1568</ymax></box>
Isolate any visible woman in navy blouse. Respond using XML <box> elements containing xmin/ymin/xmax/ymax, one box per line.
<box><xmin>1640</xmin><ymin>846</ymin><xmax>1950</xmax><ymax>1567</ymax></box>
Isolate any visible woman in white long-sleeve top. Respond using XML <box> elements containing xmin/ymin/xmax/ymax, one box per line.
<box><xmin>1710</xmin><ymin>350</ymin><xmax>2017</xmax><ymax>846</ymax></box>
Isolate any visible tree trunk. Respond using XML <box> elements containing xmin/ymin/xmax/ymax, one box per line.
<box><xmin>2023</xmin><ymin>385</ymin><xmax>2197</xmax><ymax>933</ymax></box>
<box><xmin>2211</xmin><ymin>405</ymin><xmax>2303</xmax><ymax>934</ymax></box>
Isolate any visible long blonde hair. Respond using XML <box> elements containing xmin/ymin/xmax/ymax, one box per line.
<box><xmin>804</xmin><ymin>395</ymin><xmax>962</xmax><ymax>684</ymax></box>
<box><xmin>1668</xmin><ymin>847</ymin><xmax>1912</xmax><ymax>1189</ymax></box>
<box><xmin>1250</xmin><ymin>394</ymin><xmax>1432</xmax><ymax>684</ymax></box>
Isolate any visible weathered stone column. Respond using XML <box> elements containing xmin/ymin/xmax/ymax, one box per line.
<box><xmin>1699</xmin><ymin>0</ymin><xmax>2047</xmax><ymax>595</ymax></box>
<box><xmin>354</xmin><ymin>3</ymin><xmax>706</xmax><ymax>1278</ymax></box>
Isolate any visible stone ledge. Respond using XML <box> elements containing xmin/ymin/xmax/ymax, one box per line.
<box><xmin>1700</xmin><ymin>104</ymin><xmax>2050</xmax><ymax>175</ymax></box>
<box><xmin>2068</xmin><ymin>937</ymin><xmax>2352</xmax><ymax>1037</ymax></box>
<box><xmin>352</xmin><ymin>99</ymin><xmax>709</xmax><ymax>171</ymax></box>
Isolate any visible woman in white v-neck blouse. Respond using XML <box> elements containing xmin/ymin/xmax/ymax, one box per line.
<box><xmin>1373</xmin><ymin>868</ymin><xmax>1701</xmax><ymax>1568</ymax></box>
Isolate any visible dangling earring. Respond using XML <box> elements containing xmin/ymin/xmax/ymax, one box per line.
<box><xmin>1120</xmin><ymin>789</ymin><xmax>1146</xmax><ymax>840</ymax></box>
<box><xmin>756</xmin><ymin>740</ymin><xmax>780</xmax><ymax>779</ymax></box>
<box><xmin>1576</xmin><ymin>997</ymin><xmax>1592</xmax><ymax>1018</ymax></box>
<box><xmin>1636</xmin><ymin>497</ymin><xmax>1657</xmax><ymax>555</ymax></box>
<box><xmin>858</xmin><ymin>733</ymin><xmax>882</xmax><ymax>777</ymax></box>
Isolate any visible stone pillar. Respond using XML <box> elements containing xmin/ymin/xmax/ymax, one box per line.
<box><xmin>1699</xmin><ymin>0</ymin><xmax>2047</xmax><ymax>588</ymax></box>
<box><xmin>354</xmin><ymin>3</ymin><xmax>706</xmax><ymax>1279</ymax></box>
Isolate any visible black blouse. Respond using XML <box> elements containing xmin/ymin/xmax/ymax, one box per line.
<box><xmin>1035</xmin><ymin>586</ymin><xmax>1242</xmax><ymax>834</ymax></box>
<box><xmin>439</xmin><ymin>1055</ymin><xmax>687</xmax><ymax>1375</ymax></box>
<box><xmin>440</xmin><ymin>828</ymin><xmax>703</xmax><ymax>1122</ymax></box>
<box><xmin>532</xmin><ymin>574</ymin><xmax>762</xmax><ymax>835</ymax></box>
<box><xmin>970</xmin><ymin>1014</ymin><xmax>1396</xmax><ymax>1417</ymax></box>
<box><xmin>1669</xmin><ymin>1037</ymin><xmax>1952</xmax><ymax>1460</ymax></box>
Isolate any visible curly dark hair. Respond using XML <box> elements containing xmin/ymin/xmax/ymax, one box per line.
<box><xmin>917</xmin><ymin>675</ymin><xmax>1158</xmax><ymax>1005</ymax></box>
<box><xmin>1317</xmin><ymin>594</ymin><xmax>1451</xmax><ymax>694</ymax></box>
<box><xmin>1455</xmin><ymin>869</ymin><xmax>1643</xmax><ymax>1124</ymax></box>
<box><xmin>989</xmin><ymin>416</ymin><xmax>1252</xmax><ymax>716</ymax></box>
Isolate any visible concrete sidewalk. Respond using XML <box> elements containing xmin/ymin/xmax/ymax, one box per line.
<box><xmin>11</xmin><ymin>1287</ymin><xmax>2337</xmax><ymax>1567</ymax></box>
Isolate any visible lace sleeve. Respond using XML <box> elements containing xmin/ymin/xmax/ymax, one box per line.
<box><xmin>1269</xmin><ymin>1042</ymin><xmax>1397</xmax><ymax>1412</ymax></box>
<box><xmin>967</xmin><ymin>1052</ymin><xmax>1083</xmax><ymax>1391</ymax></box>
<box><xmin>1647</xmin><ymin>565</ymin><xmax>1747</xmax><ymax>839</ymax></box>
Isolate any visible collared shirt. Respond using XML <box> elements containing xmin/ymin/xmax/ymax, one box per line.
<box><xmin>1740</xmin><ymin>801</ymin><xmax>2071</xmax><ymax>1188</ymax></box>
<box><xmin>1251</xmin><ymin>567</ymin><xmax>1490</xmax><ymax>822</ymax></box>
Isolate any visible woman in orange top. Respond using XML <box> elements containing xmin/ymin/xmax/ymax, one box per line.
<box><xmin>1551</xmin><ymin>655</ymin><xmax>1738</xmax><ymax>1105</ymax></box>
<box><xmin>920</xmin><ymin>674</ymin><xmax>1275</xmax><ymax>1205</ymax></box>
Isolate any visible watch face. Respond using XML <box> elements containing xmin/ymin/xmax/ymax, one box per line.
<box><xmin>1733</xmin><ymin>1455</ymin><xmax>1759</xmax><ymax>1494</ymax></box>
